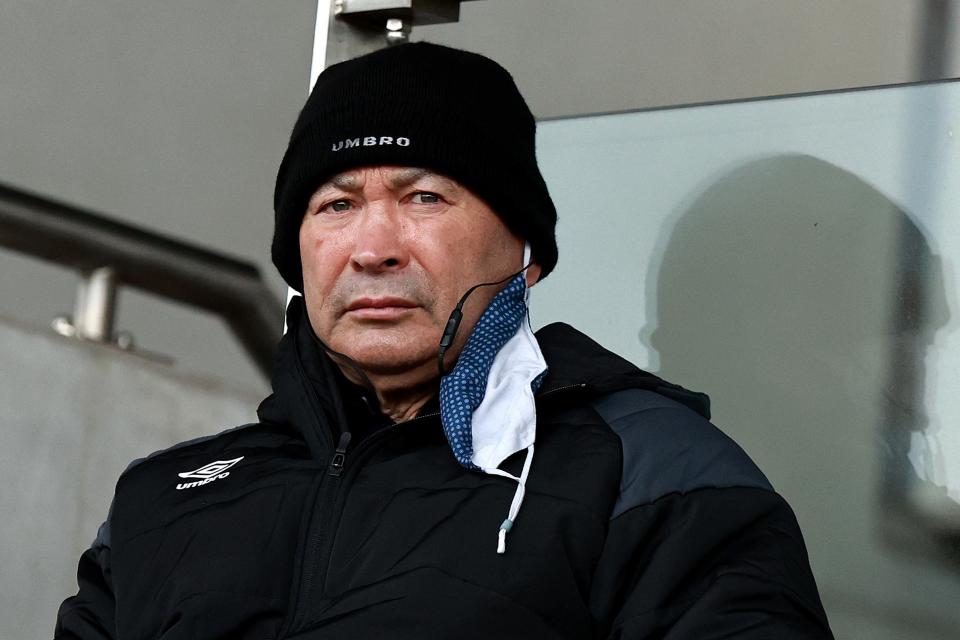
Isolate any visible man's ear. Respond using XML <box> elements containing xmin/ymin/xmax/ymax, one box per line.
<box><xmin>525</xmin><ymin>263</ymin><xmax>542</xmax><ymax>287</ymax></box>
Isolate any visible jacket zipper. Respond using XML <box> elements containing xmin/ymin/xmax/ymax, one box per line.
<box><xmin>286</xmin><ymin>457</ymin><xmax>339</xmax><ymax>633</ymax></box>
<box><xmin>280</xmin><ymin>345</ymin><xmax>342</xmax><ymax>637</ymax></box>
<box><xmin>284</xmin><ymin>412</ymin><xmax>441</xmax><ymax>635</ymax></box>
<box><xmin>289</xmin><ymin>432</ymin><xmax>354</xmax><ymax>630</ymax></box>
<box><xmin>326</xmin><ymin>410</ymin><xmax>440</xmax><ymax>479</ymax></box>
<box><xmin>282</xmin><ymin>384</ymin><xmax>582</xmax><ymax>635</ymax></box>
<box><xmin>328</xmin><ymin>432</ymin><xmax>352</xmax><ymax>477</ymax></box>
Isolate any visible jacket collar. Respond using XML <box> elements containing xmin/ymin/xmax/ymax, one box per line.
<box><xmin>534</xmin><ymin>322</ymin><xmax>711</xmax><ymax>419</ymax></box>
<box><xmin>257</xmin><ymin>296</ymin><xmax>386</xmax><ymax>458</ymax></box>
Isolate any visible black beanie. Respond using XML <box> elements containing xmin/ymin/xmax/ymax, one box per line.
<box><xmin>272</xmin><ymin>42</ymin><xmax>558</xmax><ymax>292</ymax></box>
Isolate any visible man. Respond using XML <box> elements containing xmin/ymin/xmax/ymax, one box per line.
<box><xmin>56</xmin><ymin>43</ymin><xmax>833</xmax><ymax>638</ymax></box>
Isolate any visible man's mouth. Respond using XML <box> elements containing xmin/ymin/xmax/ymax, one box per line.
<box><xmin>344</xmin><ymin>297</ymin><xmax>419</xmax><ymax>320</ymax></box>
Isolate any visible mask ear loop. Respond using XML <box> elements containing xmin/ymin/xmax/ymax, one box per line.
<box><xmin>436</xmin><ymin>250</ymin><xmax>535</xmax><ymax>377</ymax></box>
<box><xmin>521</xmin><ymin>242</ymin><xmax>534</xmax><ymax>303</ymax></box>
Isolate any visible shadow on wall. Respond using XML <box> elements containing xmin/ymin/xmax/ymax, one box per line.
<box><xmin>644</xmin><ymin>154</ymin><xmax>958</xmax><ymax>634</ymax></box>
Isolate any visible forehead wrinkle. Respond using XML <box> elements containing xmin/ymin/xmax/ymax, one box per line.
<box><xmin>384</xmin><ymin>167</ymin><xmax>430</xmax><ymax>189</ymax></box>
<box><xmin>385</xmin><ymin>168</ymin><xmax>463</xmax><ymax>194</ymax></box>
<box><xmin>324</xmin><ymin>172</ymin><xmax>362</xmax><ymax>192</ymax></box>
<box><xmin>305</xmin><ymin>173</ymin><xmax>359</xmax><ymax>215</ymax></box>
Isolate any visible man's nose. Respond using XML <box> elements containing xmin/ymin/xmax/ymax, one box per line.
<box><xmin>349</xmin><ymin>204</ymin><xmax>409</xmax><ymax>273</ymax></box>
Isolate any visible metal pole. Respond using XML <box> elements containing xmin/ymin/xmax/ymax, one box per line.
<box><xmin>74</xmin><ymin>266</ymin><xmax>118</xmax><ymax>342</ymax></box>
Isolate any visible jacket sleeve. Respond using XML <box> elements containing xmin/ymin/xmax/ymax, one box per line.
<box><xmin>588</xmin><ymin>389</ymin><xmax>833</xmax><ymax>639</ymax></box>
<box><xmin>54</xmin><ymin>519</ymin><xmax>116</xmax><ymax>639</ymax></box>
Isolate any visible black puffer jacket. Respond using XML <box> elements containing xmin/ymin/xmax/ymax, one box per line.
<box><xmin>56</xmin><ymin>298</ymin><xmax>832</xmax><ymax>639</ymax></box>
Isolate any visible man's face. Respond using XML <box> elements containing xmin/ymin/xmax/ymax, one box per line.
<box><xmin>299</xmin><ymin>166</ymin><xmax>539</xmax><ymax>381</ymax></box>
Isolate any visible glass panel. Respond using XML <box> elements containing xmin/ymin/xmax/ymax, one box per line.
<box><xmin>532</xmin><ymin>80</ymin><xmax>960</xmax><ymax>640</ymax></box>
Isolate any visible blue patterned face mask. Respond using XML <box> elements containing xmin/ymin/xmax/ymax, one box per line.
<box><xmin>439</xmin><ymin>252</ymin><xmax>548</xmax><ymax>554</ymax></box>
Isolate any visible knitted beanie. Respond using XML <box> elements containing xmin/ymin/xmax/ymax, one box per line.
<box><xmin>272</xmin><ymin>42</ymin><xmax>558</xmax><ymax>292</ymax></box>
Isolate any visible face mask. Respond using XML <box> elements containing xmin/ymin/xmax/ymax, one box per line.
<box><xmin>439</xmin><ymin>244</ymin><xmax>547</xmax><ymax>553</ymax></box>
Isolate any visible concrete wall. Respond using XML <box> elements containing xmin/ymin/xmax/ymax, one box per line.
<box><xmin>0</xmin><ymin>317</ymin><xmax>261</xmax><ymax>639</ymax></box>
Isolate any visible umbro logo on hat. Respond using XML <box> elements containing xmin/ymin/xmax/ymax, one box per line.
<box><xmin>331</xmin><ymin>136</ymin><xmax>411</xmax><ymax>152</ymax></box>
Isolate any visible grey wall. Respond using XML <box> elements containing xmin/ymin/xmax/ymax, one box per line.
<box><xmin>0</xmin><ymin>317</ymin><xmax>260</xmax><ymax>639</ymax></box>
<box><xmin>417</xmin><ymin>0</ymin><xmax>960</xmax><ymax>118</ymax></box>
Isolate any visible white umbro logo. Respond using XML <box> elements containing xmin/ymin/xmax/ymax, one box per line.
<box><xmin>175</xmin><ymin>457</ymin><xmax>244</xmax><ymax>490</ymax></box>
<box><xmin>331</xmin><ymin>135</ymin><xmax>411</xmax><ymax>152</ymax></box>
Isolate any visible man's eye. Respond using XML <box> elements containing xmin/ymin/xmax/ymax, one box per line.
<box><xmin>411</xmin><ymin>192</ymin><xmax>441</xmax><ymax>204</ymax></box>
<box><xmin>321</xmin><ymin>200</ymin><xmax>352</xmax><ymax>214</ymax></box>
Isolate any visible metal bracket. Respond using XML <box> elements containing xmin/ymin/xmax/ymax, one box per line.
<box><xmin>73</xmin><ymin>266</ymin><xmax>118</xmax><ymax>342</ymax></box>
<box><xmin>327</xmin><ymin>0</ymin><xmax>478</xmax><ymax>51</ymax></box>
<box><xmin>334</xmin><ymin>0</ymin><xmax>465</xmax><ymax>28</ymax></box>
<box><xmin>52</xmin><ymin>266</ymin><xmax>138</xmax><ymax>350</ymax></box>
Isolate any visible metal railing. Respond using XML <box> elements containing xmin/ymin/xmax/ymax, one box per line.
<box><xmin>0</xmin><ymin>181</ymin><xmax>284</xmax><ymax>378</ymax></box>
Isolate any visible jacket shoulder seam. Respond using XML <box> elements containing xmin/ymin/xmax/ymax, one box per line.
<box><xmin>609</xmin><ymin>485</ymin><xmax>778</xmax><ymax>518</ymax></box>
<box><xmin>117</xmin><ymin>421</ymin><xmax>259</xmax><ymax>479</ymax></box>
<box><xmin>592</xmin><ymin>389</ymin><xmax>772</xmax><ymax>518</ymax></box>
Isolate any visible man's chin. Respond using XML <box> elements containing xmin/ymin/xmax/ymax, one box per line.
<box><xmin>329</xmin><ymin>341</ymin><xmax>437</xmax><ymax>378</ymax></box>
